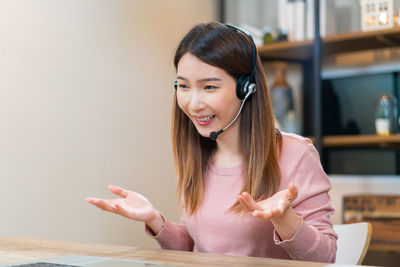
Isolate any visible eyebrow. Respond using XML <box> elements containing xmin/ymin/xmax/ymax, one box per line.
<box><xmin>176</xmin><ymin>76</ymin><xmax>222</xmax><ymax>82</ymax></box>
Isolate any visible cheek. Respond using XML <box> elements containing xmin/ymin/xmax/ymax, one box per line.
<box><xmin>218</xmin><ymin>95</ymin><xmax>241</xmax><ymax>112</ymax></box>
<box><xmin>176</xmin><ymin>93</ymin><xmax>189</xmax><ymax>113</ymax></box>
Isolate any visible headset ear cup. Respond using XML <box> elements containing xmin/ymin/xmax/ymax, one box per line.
<box><xmin>236</xmin><ymin>75</ymin><xmax>248</xmax><ymax>100</ymax></box>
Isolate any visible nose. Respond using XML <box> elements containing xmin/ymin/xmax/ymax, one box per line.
<box><xmin>189</xmin><ymin>90</ymin><xmax>206</xmax><ymax>112</ymax></box>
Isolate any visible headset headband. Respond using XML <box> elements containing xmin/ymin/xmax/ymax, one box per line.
<box><xmin>224</xmin><ymin>24</ymin><xmax>257</xmax><ymax>82</ymax></box>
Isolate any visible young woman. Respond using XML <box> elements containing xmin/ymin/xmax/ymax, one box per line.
<box><xmin>86</xmin><ymin>22</ymin><xmax>337</xmax><ymax>263</ymax></box>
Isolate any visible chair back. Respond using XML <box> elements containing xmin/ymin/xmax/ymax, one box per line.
<box><xmin>333</xmin><ymin>222</ymin><xmax>372</xmax><ymax>265</ymax></box>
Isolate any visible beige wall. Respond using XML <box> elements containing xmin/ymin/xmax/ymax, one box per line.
<box><xmin>0</xmin><ymin>0</ymin><xmax>217</xmax><ymax>248</ymax></box>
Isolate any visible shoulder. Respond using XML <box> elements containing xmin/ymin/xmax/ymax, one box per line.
<box><xmin>278</xmin><ymin>132</ymin><xmax>323</xmax><ymax>186</ymax></box>
<box><xmin>279</xmin><ymin>131</ymin><xmax>315</xmax><ymax>158</ymax></box>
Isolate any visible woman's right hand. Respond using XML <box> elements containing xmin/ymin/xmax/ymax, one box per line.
<box><xmin>86</xmin><ymin>185</ymin><xmax>158</xmax><ymax>223</ymax></box>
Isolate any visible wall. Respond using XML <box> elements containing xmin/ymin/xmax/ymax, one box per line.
<box><xmin>0</xmin><ymin>0</ymin><xmax>217</xmax><ymax>248</ymax></box>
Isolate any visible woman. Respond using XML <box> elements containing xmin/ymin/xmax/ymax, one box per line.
<box><xmin>86</xmin><ymin>22</ymin><xmax>337</xmax><ymax>263</ymax></box>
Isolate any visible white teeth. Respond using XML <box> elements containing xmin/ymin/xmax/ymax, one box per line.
<box><xmin>198</xmin><ymin>115</ymin><xmax>214</xmax><ymax>122</ymax></box>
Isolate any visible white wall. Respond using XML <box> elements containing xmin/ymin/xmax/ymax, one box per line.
<box><xmin>0</xmin><ymin>0</ymin><xmax>217</xmax><ymax>248</ymax></box>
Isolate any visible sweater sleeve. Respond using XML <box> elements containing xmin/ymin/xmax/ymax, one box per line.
<box><xmin>273</xmin><ymin>143</ymin><xmax>338</xmax><ymax>263</ymax></box>
<box><xmin>145</xmin><ymin>213</ymin><xmax>194</xmax><ymax>251</ymax></box>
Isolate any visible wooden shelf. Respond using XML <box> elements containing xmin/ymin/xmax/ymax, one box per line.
<box><xmin>322</xmin><ymin>134</ymin><xmax>400</xmax><ymax>148</ymax></box>
<box><xmin>257</xmin><ymin>39</ymin><xmax>313</xmax><ymax>61</ymax></box>
<box><xmin>369</xmin><ymin>242</ymin><xmax>400</xmax><ymax>253</ymax></box>
<box><xmin>257</xmin><ymin>27</ymin><xmax>400</xmax><ymax>62</ymax></box>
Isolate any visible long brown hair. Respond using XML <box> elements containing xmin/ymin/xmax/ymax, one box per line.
<box><xmin>172</xmin><ymin>22</ymin><xmax>282</xmax><ymax>215</ymax></box>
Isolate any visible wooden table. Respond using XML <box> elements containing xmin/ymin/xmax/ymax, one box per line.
<box><xmin>0</xmin><ymin>237</ymin><xmax>355</xmax><ymax>267</ymax></box>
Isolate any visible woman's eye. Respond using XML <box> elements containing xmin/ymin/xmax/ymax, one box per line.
<box><xmin>204</xmin><ymin>85</ymin><xmax>217</xmax><ymax>90</ymax></box>
<box><xmin>178</xmin><ymin>84</ymin><xmax>189</xmax><ymax>90</ymax></box>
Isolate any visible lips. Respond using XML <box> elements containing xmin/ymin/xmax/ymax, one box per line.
<box><xmin>193</xmin><ymin>115</ymin><xmax>215</xmax><ymax>125</ymax></box>
<box><xmin>197</xmin><ymin>115</ymin><xmax>214</xmax><ymax>122</ymax></box>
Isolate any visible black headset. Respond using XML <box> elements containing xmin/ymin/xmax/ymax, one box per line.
<box><xmin>225</xmin><ymin>24</ymin><xmax>257</xmax><ymax>100</ymax></box>
<box><xmin>174</xmin><ymin>23</ymin><xmax>257</xmax><ymax>100</ymax></box>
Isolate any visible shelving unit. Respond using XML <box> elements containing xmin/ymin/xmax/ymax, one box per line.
<box><xmin>308</xmin><ymin>134</ymin><xmax>400</xmax><ymax>148</ymax></box>
<box><xmin>323</xmin><ymin>134</ymin><xmax>400</xmax><ymax>148</ymax></box>
<box><xmin>219</xmin><ymin>0</ymin><xmax>400</xmax><ymax>171</ymax></box>
<box><xmin>257</xmin><ymin>27</ymin><xmax>400</xmax><ymax>150</ymax></box>
<box><xmin>257</xmin><ymin>26</ymin><xmax>400</xmax><ymax>62</ymax></box>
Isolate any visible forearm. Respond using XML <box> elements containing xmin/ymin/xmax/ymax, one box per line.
<box><xmin>273</xmin><ymin>219</ymin><xmax>337</xmax><ymax>263</ymax></box>
<box><xmin>145</xmin><ymin>211</ymin><xmax>164</xmax><ymax>235</ymax></box>
<box><xmin>145</xmin><ymin>214</ymin><xmax>194</xmax><ymax>251</ymax></box>
<box><xmin>271</xmin><ymin>204</ymin><xmax>337</xmax><ymax>262</ymax></box>
<box><xmin>271</xmin><ymin>206</ymin><xmax>302</xmax><ymax>240</ymax></box>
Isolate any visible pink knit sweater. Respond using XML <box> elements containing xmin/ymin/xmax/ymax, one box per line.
<box><xmin>146</xmin><ymin>132</ymin><xmax>338</xmax><ymax>263</ymax></box>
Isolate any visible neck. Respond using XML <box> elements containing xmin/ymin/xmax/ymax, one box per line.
<box><xmin>213</xmin><ymin>120</ymin><xmax>242</xmax><ymax>168</ymax></box>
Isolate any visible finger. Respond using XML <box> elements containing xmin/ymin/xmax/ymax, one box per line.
<box><xmin>86</xmin><ymin>197</ymin><xmax>96</xmax><ymax>204</ymax></box>
<box><xmin>89</xmin><ymin>198</ymin><xmax>117</xmax><ymax>213</ymax></box>
<box><xmin>286</xmin><ymin>183</ymin><xmax>298</xmax><ymax>201</ymax></box>
<box><xmin>241</xmin><ymin>192</ymin><xmax>261</xmax><ymax>211</ymax></box>
<box><xmin>238</xmin><ymin>195</ymin><xmax>253</xmax><ymax>212</ymax></box>
<box><xmin>252</xmin><ymin>210</ymin><xmax>273</xmax><ymax>220</ymax></box>
<box><xmin>109</xmin><ymin>185</ymin><xmax>129</xmax><ymax>198</ymax></box>
<box><xmin>86</xmin><ymin>197</ymin><xmax>103</xmax><ymax>206</ymax></box>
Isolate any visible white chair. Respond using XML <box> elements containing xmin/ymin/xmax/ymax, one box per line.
<box><xmin>333</xmin><ymin>222</ymin><xmax>372</xmax><ymax>265</ymax></box>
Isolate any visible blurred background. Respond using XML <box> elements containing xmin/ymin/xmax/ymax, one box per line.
<box><xmin>0</xmin><ymin>0</ymin><xmax>217</xmax><ymax>249</ymax></box>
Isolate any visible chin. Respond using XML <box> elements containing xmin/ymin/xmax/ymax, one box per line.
<box><xmin>194</xmin><ymin>127</ymin><xmax>212</xmax><ymax>139</ymax></box>
<box><xmin>197</xmin><ymin>131</ymin><xmax>211</xmax><ymax>139</ymax></box>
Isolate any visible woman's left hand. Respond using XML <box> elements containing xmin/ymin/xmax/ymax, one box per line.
<box><xmin>238</xmin><ymin>182</ymin><xmax>298</xmax><ymax>221</ymax></box>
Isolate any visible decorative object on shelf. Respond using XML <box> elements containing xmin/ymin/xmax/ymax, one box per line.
<box><xmin>263</xmin><ymin>27</ymin><xmax>288</xmax><ymax>44</ymax></box>
<box><xmin>374</xmin><ymin>92</ymin><xmax>398</xmax><ymax>136</ymax></box>
<box><xmin>360</xmin><ymin>0</ymin><xmax>394</xmax><ymax>31</ymax></box>
<box><xmin>270</xmin><ymin>63</ymin><xmax>298</xmax><ymax>134</ymax></box>
<box><xmin>283</xmin><ymin>110</ymin><xmax>298</xmax><ymax>134</ymax></box>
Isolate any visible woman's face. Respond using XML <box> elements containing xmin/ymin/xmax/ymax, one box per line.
<box><xmin>176</xmin><ymin>53</ymin><xmax>242</xmax><ymax>140</ymax></box>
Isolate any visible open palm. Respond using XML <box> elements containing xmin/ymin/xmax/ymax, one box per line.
<box><xmin>86</xmin><ymin>185</ymin><xmax>157</xmax><ymax>223</ymax></box>
<box><xmin>238</xmin><ymin>182</ymin><xmax>298</xmax><ymax>220</ymax></box>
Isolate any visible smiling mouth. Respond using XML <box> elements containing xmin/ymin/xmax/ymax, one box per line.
<box><xmin>197</xmin><ymin>115</ymin><xmax>215</xmax><ymax>122</ymax></box>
